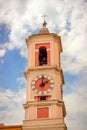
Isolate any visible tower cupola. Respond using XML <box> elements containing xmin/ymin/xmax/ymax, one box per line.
<box><xmin>39</xmin><ymin>19</ymin><xmax>49</xmax><ymax>34</ymax></box>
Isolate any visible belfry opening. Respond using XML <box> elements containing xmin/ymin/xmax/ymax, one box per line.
<box><xmin>39</xmin><ymin>46</ymin><xmax>47</xmax><ymax>65</ymax></box>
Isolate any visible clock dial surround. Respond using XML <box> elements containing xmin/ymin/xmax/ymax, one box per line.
<box><xmin>31</xmin><ymin>74</ymin><xmax>54</xmax><ymax>95</ymax></box>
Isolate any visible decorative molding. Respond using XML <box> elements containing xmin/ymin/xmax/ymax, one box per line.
<box><xmin>22</xmin><ymin>122</ymin><xmax>67</xmax><ymax>130</ymax></box>
<box><xmin>23</xmin><ymin>99</ymin><xmax>64</xmax><ymax>107</ymax></box>
<box><xmin>26</xmin><ymin>33</ymin><xmax>62</xmax><ymax>53</ymax></box>
<box><xmin>24</xmin><ymin>66</ymin><xmax>64</xmax><ymax>84</ymax></box>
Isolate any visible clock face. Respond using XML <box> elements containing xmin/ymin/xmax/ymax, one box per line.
<box><xmin>31</xmin><ymin>74</ymin><xmax>54</xmax><ymax>95</ymax></box>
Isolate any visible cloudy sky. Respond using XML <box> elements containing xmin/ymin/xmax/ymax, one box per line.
<box><xmin>0</xmin><ymin>0</ymin><xmax>87</xmax><ymax>129</ymax></box>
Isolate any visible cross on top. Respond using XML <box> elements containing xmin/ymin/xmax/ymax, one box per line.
<box><xmin>42</xmin><ymin>14</ymin><xmax>47</xmax><ymax>22</ymax></box>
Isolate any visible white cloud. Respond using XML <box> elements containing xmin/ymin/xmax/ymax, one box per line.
<box><xmin>16</xmin><ymin>76</ymin><xmax>26</xmax><ymax>86</ymax></box>
<box><xmin>64</xmin><ymin>85</ymin><xmax>87</xmax><ymax>130</ymax></box>
<box><xmin>63</xmin><ymin>71</ymin><xmax>87</xmax><ymax>130</ymax></box>
<box><xmin>0</xmin><ymin>88</ymin><xmax>26</xmax><ymax>125</ymax></box>
<box><xmin>0</xmin><ymin>49</ymin><xmax>6</xmax><ymax>57</ymax></box>
<box><xmin>60</xmin><ymin>0</ymin><xmax>87</xmax><ymax>74</ymax></box>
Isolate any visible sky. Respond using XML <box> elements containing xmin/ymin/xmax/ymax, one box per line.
<box><xmin>0</xmin><ymin>0</ymin><xmax>87</xmax><ymax>129</ymax></box>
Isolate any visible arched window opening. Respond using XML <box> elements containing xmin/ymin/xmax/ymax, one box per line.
<box><xmin>39</xmin><ymin>47</ymin><xmax>47</xmax><ymax>65</ymax></box>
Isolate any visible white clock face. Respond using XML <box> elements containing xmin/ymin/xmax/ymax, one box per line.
<box><xmin>31</xmin><ymin>74</ymin><xmax>54</xmax><ymax>95</ymax></box>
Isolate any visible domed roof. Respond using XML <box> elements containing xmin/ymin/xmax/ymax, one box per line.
<box><xmin>39</xmin><ymin>20</ymin><xmax>49</xmax><ymax>34</ymax></box>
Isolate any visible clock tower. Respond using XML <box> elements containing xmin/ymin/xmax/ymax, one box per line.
<box><xmin>22</xmin><ymin>20</ymin><xmax>67</xmax><ymax>130</ymax></box>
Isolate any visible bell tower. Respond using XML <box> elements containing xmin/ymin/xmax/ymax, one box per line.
<box><xmin>22</xmin><ymin>20</ymin><xmax>67</xmax><ymax>130</ymax></box>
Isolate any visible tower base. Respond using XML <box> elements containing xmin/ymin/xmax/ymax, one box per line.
<box><xmin>22</xmin><ymin>123</ymin><xmax>67</xmax><ymax>130</ymax></box>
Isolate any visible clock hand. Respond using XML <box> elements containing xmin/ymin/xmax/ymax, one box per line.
<box><xmin>40</xmin><ymin>80</ymin><xmax>49</xmax><ymax>88</ymax></box>
<box><xmin>44</xmin><ymin>80</ymin><xmax>49</xmax><ymax>84</ymax></box>
<box><xmin>40</xmin><ymin>75</ymin><xmax>45</xmax><ymax>87</ymax></box>
<box><xmin>42</xmin><ymin>75</ymin><xmax>44</xmax><ymax>83</ymax></box>
<box><xmin>40</xmin><ymin>82</ymin><xmax>45</xmax><ymax>87</ymax></box>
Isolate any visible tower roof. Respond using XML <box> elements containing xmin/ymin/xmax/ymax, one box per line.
<box><xmin>39</xmin><ymin>20</ymin><xmax>49</xmax><ymax>34</ymax></box>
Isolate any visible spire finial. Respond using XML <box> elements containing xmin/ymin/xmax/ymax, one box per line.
<box><xmin>41</xmin><ymin>14</ymin><xmax>47</xmax><ymax>27</ymax></box>
<box><xmin>39</xmin><ymin>14</ymin><xmax>49</xmax><ymax>34</ymax></box>
<box><xmin>42</xmin><ymin>14</ymin><xmax>47</xmax><ymax>22</ymax></box>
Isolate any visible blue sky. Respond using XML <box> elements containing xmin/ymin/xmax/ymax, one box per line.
<box><xmin>0</xmin><ymin>0</ymin><xmax>87</xmax><ymax>130</ymax></box>
<box><xmin>0</xmin><ymin>49</ymin><xmax>26</xmax><ymax>91</ymax></box>
<box><xmin>0</xmin><ymin>24</ymin><xmax>10</xmax><ymax>44</ymax></box>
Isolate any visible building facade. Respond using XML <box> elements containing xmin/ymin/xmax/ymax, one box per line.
<box><xmin>22</xmin><ymin>21</ymin><xmax>67</xmax><ymax>130</ymax></box>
